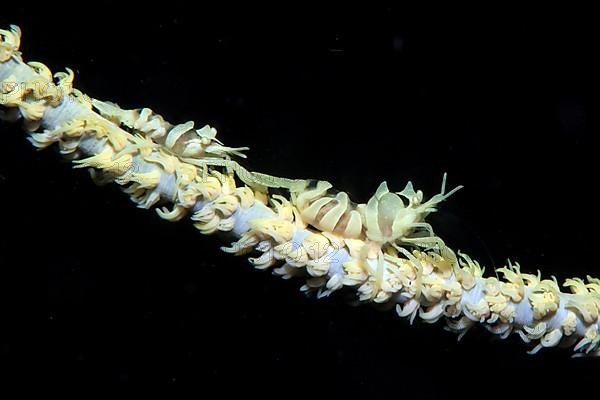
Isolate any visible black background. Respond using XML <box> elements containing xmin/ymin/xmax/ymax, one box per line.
<box><xmin>1</xmin><ymin>3</ymin><xmax>598</xmax><ymax>397</ymax></box>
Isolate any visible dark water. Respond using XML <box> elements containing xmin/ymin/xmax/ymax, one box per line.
<box><xmin>1</xmin><ymin>4</ymin><xmax>598</xmax><ymax>397</ymax></box>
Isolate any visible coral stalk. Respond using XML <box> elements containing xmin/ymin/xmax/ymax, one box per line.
<box><xmin>2</xmin><ymin>25</ymin><xmax>599</xmax><ymax>356</ymax></box>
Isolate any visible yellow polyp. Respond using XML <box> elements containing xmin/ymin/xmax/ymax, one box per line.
<box><xmin>365</xmin><ymin>251</ymin><xmax>386</xmax><ymax>301</ymax></box>
<box><xmin>396</xmin><ymin>299</ymin><xmax>420</xmax><ymax>324</ymax></box>
<box><xmin>213</xmin><ymin>194</ymin><xmax>239</xmax><ymax>217</ymax></box>
<box><xmin>71</xmin><ymin>89</ymin><xmax>92</xmax><ymax>109</ymax></box>
<box><xmin>73</xmin><ymin>147</ymin><xmax>113</xmax><ymax>169</ymax></box>
<box><xmin>191</xmin><ymin>207</ymin><xmax>216</xmax><ymax>224</ymax></box>
<box><xmin>522</xmin><ymin>271</ymin><xmax>541</xmax><ymax>288</ymax></box>
<box><xmin>248</xmin><ymin>218</ymin><xmax>294</xmax><ymax>244</ymax></box>
<box><xmin>342</xmin><ymin>238</ymin><xmax>365</xmax><ymax>259</ymax></box>
<box><xmin>28</xmin><ymin>131</ymin><xmax>60</xmax><ymax>149</ymax></box>
<box><xmin>498</xmin><ymin>306</ymin><xmax>516</xmax><ymax>322</ymax></box>
<box><xmin>574</xmin><ymin>338</ymin><xmax>591</xmax><ymax>353</ymax></box>
<box><xmin>536</xmin><ymin>279</ymin><xmax>561</xmax><ymax>296</ymax></box>
<box><xmin>529</xmin><ymin>291</ymin><xmax>559</xmax><ymax>320</ymax></box>
<box><xmin>102</xmin><ymin>126</ymin><xmax>129</xmax><ymax>152</ymax></box>
<box><xmin>357</xmin><ymin>282</ymin><xmax>375</xmax><ymax>301</ymax></box>
<box><xmin>486</xmin><ymin>294</ymin><xmax>509</xmax><ymax>313</ymax></box>
<box><xmin>500</xmin><ymin>283</ymin><xmax>522</xmax><ymax>303</ymax></box>
<box><xmin>114</xmin><ymin>168</ymin><xmax>134</xmax><ymax>185</ymax></box>
<box><xmin>54</xmin><ymin>118</ymin><xmax>84</xmax><ymax>138</ymax></box>
<box><xmin>22</xmin><ymin>75</ymin><xmax>51</xmax><ymax>100</ymax></box>
<box><xmin>564</xmin><ymin>277</ymin><xmax>589</xmax><ymax>294</ymax></box>
<box><xmin>17</xmin><ymin>99</ymin><xmax>45</xmax><ymax>120</ymax></box>
<box><xmin>270</xmin><ymin>194</ymin><xmax>294</xmax><ymax>221</ymax></box>
<box><xmin>342</xmin><ymin>260</ymin><xmax>369</xmax><ymax>285</ymax></box>
<box><xmin>58</xmin><ymin>139</ymin><xmax>81</xmax><ymax>155</ymax></box>
<box><xmin>285</xmin><ymin>247</ymin><xmax>309</xmax><ymax>268</ymax></box>
<box><xmin>0</xmin><ymin>25</ymin><xmax>21</xmax><ymax>61</ymax></box>
<box><xmin>457</xmin><ymin>269</ymin><xmax>476</xmax><ymax>291</ymax></box>
<box><xmin>194</xmin><ymin>215</ymin><xmax>220</xmax><ymax>235</ymax></box>
<box><xmin>495</xmin><ymin>323</ymin><xmax>513</xmax><ymax>338</ymax></box>
<box><xmin>193</xmin><ymin>176</ymin><xmax>221</xmax><ymax>200</ymax></box>
<box><xmin>176</xmin><ymin>186</ymin><xmax>200</xmax><ymax>208</ymax></box>
<box><xmin>528</xmin><ymin>280</ymin><xmax>561</xmax><ymax>319</ymax></box>
<box><xmin>373</xmin><ymin>289</ymin><xmax>393</xmax><ymax>304</ymax></box>
<box><xmin>323</xmin><ymin>274</ymin><xmax>343</xmax><ymax>293</ymax></box>
<box><xmin>382</xmin><ymin>255</ymin><xmax>410</xmax><ymax>281</ymax></box>
<box><xmin>484</xmin><ymin>278</ymin><xmax>503</xmax><ymax>297</ymax></box>
<box><xmin>210</xmin><ymin>171</ymin><xmax>231</xmax><ymax>193</ymax></box>
<box><xmin>419</xmin><ymin>302</ymin><xmax>445</xmax><ymax>323</ymax></box>
<box><xmin>464</xmin><ymin>299</ymin><xmax>490</xmax><ymax>322</ymax></box>
<box><xmin>221</xmin><ymin>233</ymin><xmax>259</xmax><ymax>256</ymax></box>
<box><xmin>457</xmin><ymin>252</ymin><xmax>484</xmax><ymax>288</ymax></box>
<box><xmin>302</xmin><ymin>233</ymin><xmax>330</xmax><ymax>259</ymax></box>
<box><xmin>422</xmin><ymin>281</ymin><xmax>444</xmax><ymax>303</ymax></box>
<box><xmin>0</xmin><ymin>74</ymin><xmax>17</xmax><ymax>99</ymax></box>
<box><xmin>567</xmin><ymin>295</ymin><xmax>600</xmax><ymax>324</ymax></box>
<box><xmin>125</xmin><ymin>184</ymin><xmax>143</xmax><ymax>199</ymax></box>
<box><xmin>249</xmin><ymin>250</ymin><xmax>276</xmax><ymax>270</ymax></box>
<box><xmin>587</xmin><ymin>275</ymin><xmax>600</xmax><ymax>293</ymax></box>
<box><xmin>156</xmin><ymin>204</ymin><xmax>187</xmax><ymax>222</ymax></box>
<box><xmin>66</xmin><ymin>116</ymin><xmax>126</xmax><ymax>151</ymax></box>
<box><xmin>306</xmin><ymin>257</ymin><xmax>330</xmax><ymax>277</ymax></box>
<box><xmin>273</xmin><ymin>241</ymin><xmax>294</xmax><ymax>258</ymax></box>
<box><xmin>416</xmin><ymin>251</ymin><xmax>452</xmax><ymax>279</ymax></box>
<box><xmin>574</xmin><ymin>326</ymin><xmax>599</xmax><ymax>353</ymax></box>
<box><xmin>234</xmin><ymin>187</ymin><xmax>255</xmax><ymax>209</ymax></box>
<box><xmin>128</xmin><ymin>185</ymin><xmax>149</xmax><ymax>202</ymax></box>
<box><xmin>301</xmin><ymin>277</ymin><xmax>324</xmax><ymax>292</ymax></box>
<box><xmin>144</xmin><ymin>150</ymin><xmax>177</xmax><ymax>174</ymax></box>
<box><xmin>446</xmin><ymin>316</ymin><xmax>473</xmax><ymax>337</ymax></box>
<box><xmin>129</xmin><ymin>169</ymin><xmax>161</xmax><ymax>189</ymax></box>
<box><xmin>92</xmin><ymin>99</ymin><xmax>139</xmax><ymax>128</ymax></box>
<box><xmin>486</xmin><ymin>313</ymin><xmax>500</xmax><ymax>324</ymax></box>
<box><xmin>497</xmin><ymin>265</ymin><xmax>525</xmax><ymax>300</ymax></box>
<box><xmin>175</xmin><ymin>163</ymin><xmax>197</xmax><ymax>186</ymax></box>
<box><xmin>27</xmin><ymin>61</ymin><xmax>52</xmax><ymax>81</ymax></box>
<box><xmin>443</xmin><ymin>281</ymin><xmax>463</xmax><ymax>305</ymax></box>
<box><xmin>216</xmin><ymin>215</ymin><xmax>234</xmax><ymax>232</ymax></box>
<box><xmin>103</xmin><ymin>154</ymin><xmax>133</xmax><ymax>175</ymax></box>
<box><xmin>524</xmin><ymin>322</ymin><xmax>547</xmax><ymax>340</ymax></box>
<box><xmin>54</xmin><ymin>68</ymin><xmax>74</xmax><ymax>97</ymax></box>
<box><xmin>561</xmin><ymin>311</ymin><xmax>578</xmax><ymax>336</ymax></box>
<box><xmin>392</xmin><ymin>244</ymin><xmax>424</xmax><ymax>301</ymax></box>
<box><xmin>382</xmin><ymin>274</ymin><xmax>403</xmax><ymax>295</ymax></box>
